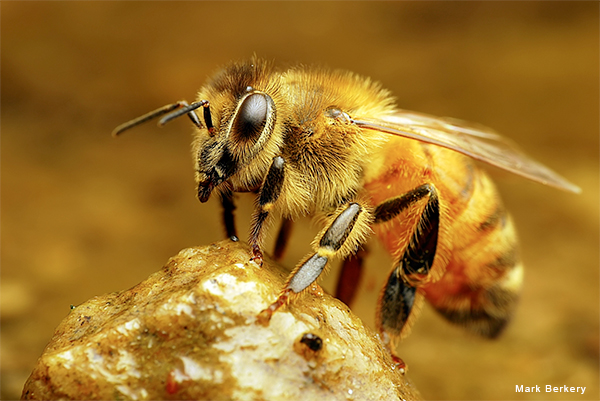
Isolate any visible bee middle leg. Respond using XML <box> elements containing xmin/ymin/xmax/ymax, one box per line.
<box><xmin>258</xmin><ymin>201</ymin><xmax>373</xmax><ymax>323</ymax></box>
<box><xmin>374</xmin><ymin>183</ymin><xmax>440</xmax><ymax>348</ymax></box>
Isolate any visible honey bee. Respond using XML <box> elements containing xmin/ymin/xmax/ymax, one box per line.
<box><xmin>113</xmin><ymin>58</ymin><xmax>580</xmax><ymax>365</ymax></box>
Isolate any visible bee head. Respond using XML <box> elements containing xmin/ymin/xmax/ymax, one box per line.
<box><xmin>194</xmin><ymin>86</ymin><xmax>278</xmax><ymax>203</ymax></box>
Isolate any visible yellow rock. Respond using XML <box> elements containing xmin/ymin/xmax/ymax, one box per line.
<box><xmin>22</xmin><ymin>239</ymin><xmax>421</xmax><ymax>400</ymax></box>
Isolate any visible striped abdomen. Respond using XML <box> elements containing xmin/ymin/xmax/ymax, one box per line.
<box><xmin>422</xmin><ymin>160</ymin><xmax>523</xmax><ymax>338</ymax></box>
<box><xmin>364</xmin><ymin>138</ymin><xmax>523</xmax><ymax>338</ymax></box>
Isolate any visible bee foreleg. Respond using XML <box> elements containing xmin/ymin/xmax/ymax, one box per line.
<box><xmin>376</xmin><ymin>184</ymin><xmax>440</xmax><ymax>345</ymax></box>
<box><xmin>258</xmin><ymin>202</ymin><xmax>372</xmax><ymax>324</ymax></box>
<box><xmin>249</xmin><ymin>156</ymin><xmax>285</xmax><ymax>265</ymax></box>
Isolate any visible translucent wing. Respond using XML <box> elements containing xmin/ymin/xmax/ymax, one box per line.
<box><xmin>353</xmin><ymin>110</ymin><xmax>581</xmax><ymax>194</ymax></box>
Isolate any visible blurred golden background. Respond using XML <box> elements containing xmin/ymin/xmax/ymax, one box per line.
<box><xmin>2</xmin><ymin>2</ymin><xmax>598</xmax><ymax>400</ymax></box>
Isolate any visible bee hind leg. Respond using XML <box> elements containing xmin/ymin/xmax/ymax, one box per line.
<box><xmin>375</xmin><ymin>184</ymin><xmax>440</xmax><ymax>347</ymax></box>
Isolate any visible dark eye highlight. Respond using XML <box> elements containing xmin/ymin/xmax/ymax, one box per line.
<box><xmin>232</xmin><ymin>93</ymin><xmax>268</xmax><ymax>142</ymax></box>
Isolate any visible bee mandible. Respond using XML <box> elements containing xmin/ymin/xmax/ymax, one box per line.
<box><xmin>113</xmin><ymin>58</ymin><xmax>580</xmax><ymax>362</ymax></box>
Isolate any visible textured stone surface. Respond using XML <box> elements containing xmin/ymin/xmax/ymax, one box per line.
<box><xmin>22</xmin><ymin>239</ymin><xmax>421</xmax><ymax>400</ymax></box>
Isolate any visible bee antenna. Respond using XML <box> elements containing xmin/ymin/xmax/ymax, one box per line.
<box><xmin>112</xmin><ymin>102</ymin><xmax>187</xmax><ymax>137</ymax></box>
<box><xmin>159</xmin><ymin>100</ymin><xmax>216</xmax><ymax>136</ymax></box>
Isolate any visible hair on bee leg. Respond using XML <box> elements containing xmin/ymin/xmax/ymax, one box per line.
<box><xmin>374</xmin><ymin>183</ymin><xmax>437</xmax><ymax>224</ymax></box>
<box><xmin>378</xmin><ymin>266</ymin><xmax>419</xmax><ymax>343</ymax></box>
<box><xmin>287</xmin><ymin>253</ymin><xmax>329</xmax><ymax>294</ymax></box>
<box><xmin>259</xmin><ymin>202</ymin><xmax>373</xmax><ymax>322</ymax></box>
<box><xmin>249</xmin><ymin>156</ymin><xmax>286</xmax><ymax>265</ymax></box>
<box><xmin>318</xmin><ymin>203</ymin><xmax>362</xmax><ymax>253</ymax></box>
<box><xmin>257</xmin><ymin>255</ymin><xmax>328</xmax><ymax>325</ymax></box>
<box><xmin>375</xmin><ymin>183</ymin><xmax>440</xmax><ymax>343</ymax></box>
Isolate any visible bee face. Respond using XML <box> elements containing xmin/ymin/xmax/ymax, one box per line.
<box><xmin>194</xmin><ymin>80</ymin><xmax>280</xmax><ymax>202</ymax></box>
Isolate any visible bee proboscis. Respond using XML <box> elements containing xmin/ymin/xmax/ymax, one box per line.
<box><xmin>113</xmin><ymin>58</ymin><xmax>580</xmax><ymax>369</ymax></box>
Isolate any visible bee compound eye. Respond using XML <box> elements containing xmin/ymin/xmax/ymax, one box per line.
<box><xmin>232</xmin><ymin>93</ymin><xmax>270</xmax><ymax>143</ymax></box>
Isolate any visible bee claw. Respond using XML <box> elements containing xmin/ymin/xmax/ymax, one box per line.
<box><xmin>251</xmin><ymin>245</ymin><xmax>264</xmax><ymax>266</ymax></box>
<box><xmin>257</xmin><ymin>289</ymin><xmax>291</xmax><ymax>325</ymax></box>
<box><xmin>391</xmin><ymin>354</ymin><xmax>407</xmax><ymax>374</ymax></box>
<box><xmin>256</xmin><ymin>308</ymin><xmax>273</xmax><ymax>326</ymax></box>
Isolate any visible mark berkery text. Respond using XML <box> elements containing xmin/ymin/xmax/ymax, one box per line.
<box><xmin>516</xmin><ymin>385</ymin><xmax>586</xmax><ymax>394</ymax></box>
